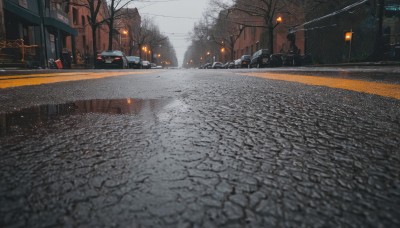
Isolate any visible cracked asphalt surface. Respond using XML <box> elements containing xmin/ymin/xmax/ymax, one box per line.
<box><xmin>0</xmin><ymin>69</ymin><xmax>399</xmax><ymax>227</ymax></box>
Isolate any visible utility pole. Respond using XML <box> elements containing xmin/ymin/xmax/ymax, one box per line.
<box><xmin>0</xmin><ymin>0</ymin><xmax>6</xmax><ymax>41</ymax></box>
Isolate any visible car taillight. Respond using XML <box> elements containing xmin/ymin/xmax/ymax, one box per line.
<box><xmin>114</xmin><ymin>57</ymin><xmax>122</xmax><ymax>61</ymax></box>
<box><xmin>96</xmin><ymin>55</ymin><xmax>102</xmax><ymax>60</ymax></box>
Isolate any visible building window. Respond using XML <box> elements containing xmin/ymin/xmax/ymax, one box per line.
<box><xmin>81</xmin><ymin>16</ymin><xmax>85</xmax><ymax>26</ymax></box>
<box><xmin>72</xmin><ymin>8</ymin><xmax>78</xmax><ymax>25</ymax></box>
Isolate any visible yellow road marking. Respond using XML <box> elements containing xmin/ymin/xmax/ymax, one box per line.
<box><xmin>243</xmin><ymin>72</ymin><xmax>400</xmax><ymax>100</ymax></box>
<box><xmin>0</xmin><ymin>71</ymin><xmax>151</xmax><ymax>89</ymax></box>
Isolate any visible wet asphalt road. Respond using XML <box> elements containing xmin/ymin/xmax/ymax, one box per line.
<box><xmin>0</xmin><ymin>68</ymin><xmax>399</xmax><ymax>227</ymax></box>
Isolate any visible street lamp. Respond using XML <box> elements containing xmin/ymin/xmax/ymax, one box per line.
<box><xmin>345</xmin><ymin>29</ymin><xmax>353</xmax><ymax>62</ymax></box>
<box><xmin>270</xmin><ymin>16</ymin><xmax>283</xmax><ymax>54</ymax></box>
<box><xmin>274</xmin><ymin>16</ymin><xmax>283</xmax><ymax>29</ymax></box>
<box><xmin>120</xmin><ymin>29</ymin><xmax>128</xmax><ymax>53</ymax></box>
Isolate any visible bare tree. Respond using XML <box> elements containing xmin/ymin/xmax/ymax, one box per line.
<box><xmin>130</xmin><ymin>17</ymin><xmax>154</xmax><ymax>60</ymax></box>
<box><xmin>105</xmin><ymin>0</ymin><xmax>134</xmax><ymax>50</ymax></box>
<box><xmin>67</xmin><ymin>0</ymin><xmax>105</xmax><ymax>66</ymax></box>
<box><xmin>211</xmin><ymin>0</ymin><xmax>304</xmax><ymax>53</ymax></box>
<box><xmin>208</xmin><ymin>10</ymin><xmax>245</xmax><ymax>61</ymax></box>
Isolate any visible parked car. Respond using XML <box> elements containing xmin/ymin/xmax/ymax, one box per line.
<box><xmin>250</xmin><ymin>49</ymin><xmax>271</xmax><ymax>68</ymax></box>
<box><xmin>95</xmin><ymin>50</ymin><xmax>128</xmax><ymax>69</ymax></box>
<box><xmin>235</xmin><ymin>55</ymin><xmax>251</xmax><ymax>68</ymax></box>
<box><xmin>222</xmin><ymin>61</ymin><xmax>235</xmax><ymax>69</ymax></box>
<box><xmin>142</xmin><ymin>61</ymin><xmax>151</xmax><ymax>69</ymax></box>
<box><xmin>270</xmin><ymin>53</ymin><xmax>284</xmax><ymax>67</ymax></box>
<box><xmin>234</xmin><ymin>59</ymin><xmax>241</xmax><ymax>68</ymax></box>
<box><xmin>212</xmin><ymin>62</ymin><xmax>223</xmax><ymax>69</ymax></box>
<box><xmin>201</xmin><ymin>63</ymin><xmax>212</xmax><ymax>69</ymax></box>
<box><xmin>126</xmin><ymin>56</ymin><xmax>142</xmax><ymax>69</ymax></box>
<box><xmin>228</xmin><ymin>61</ymin><xmax>235</xmax><ymax>69</ymax></box>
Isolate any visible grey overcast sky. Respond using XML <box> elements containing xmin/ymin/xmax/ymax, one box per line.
<box><xmin>132</xmin><ymin>0</ymin><xmax>210</xmax><ymax>66</ymax></box>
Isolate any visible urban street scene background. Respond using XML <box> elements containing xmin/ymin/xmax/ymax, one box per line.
<box><xmin>0</xmin><ymin>0</ymin><xmax>399</xmax><ymax>227</ymax></box>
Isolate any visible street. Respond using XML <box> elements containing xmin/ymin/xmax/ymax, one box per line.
<box><xmin>0</xmin><ymin>68</ymin><xmax>399</xmax><ymax>227</ymax></box>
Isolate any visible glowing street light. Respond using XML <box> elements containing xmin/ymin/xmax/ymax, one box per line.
<box><xmin>345</xmin><ymin>31</ymin><xmax>353</xmax><ymax>42</ymax></box>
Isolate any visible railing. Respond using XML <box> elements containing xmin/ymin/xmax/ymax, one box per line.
<box><xmin>0</xmin><ymin>39</ymin><xmax>39</xmax><ymax>62</ymax></box>
<box><xmin>44</xmin><ymin>9</ymin><xmax>70</xmax><ymax>24</ymax></box>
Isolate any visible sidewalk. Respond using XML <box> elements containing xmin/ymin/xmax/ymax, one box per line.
<box><xmin>311</xmin><ymin>61</ymin><xmax>400</xmax><ymax>67</ymax></box>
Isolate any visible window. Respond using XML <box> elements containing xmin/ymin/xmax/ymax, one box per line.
<box><xmin>72</xmin><ymin>8</ymin><xmax>78</xmax><ymax>25</ymax></box>
<box><xmin>81</xmin><ymin>16</ymin><xmax>85</xmax><ymax>26</ymax></box>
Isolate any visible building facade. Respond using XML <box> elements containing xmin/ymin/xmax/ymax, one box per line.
<box><xmin>66</xmin><ymin>0</ymin><xmax>109</xmax><ymax>65</ymax></box>
<box><xmin>1</xmin><ymin>0</ymin><xmax>43</xmax><ymax>67</ymax></box>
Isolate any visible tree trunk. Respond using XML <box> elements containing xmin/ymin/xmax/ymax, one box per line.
<box><xmin>0</xmin><ymin>0</ymin><xmax>5</xmax><ymax>40</ymax></box>
<box><xmin>92</xmin><ymin>27</ymin><xmax>98</xmax><ymax>68</ymax></box>
<box><xmin>108</xmin><ymin>0</ymin><xmax>115</xmax><ymax>50</ymax></box>
<box><xmin>230</xmin><ymin>43</ymin><xmax>235</xmax><ymax>61</ymax></box>
<box><xmin>107</xmin><ymin>18</ymin><xmax>114</xmax><ymax>50</ymax></box>
<box><xmin>268</xmin><ymin>25</ymin><xmax>274</xmax><ymax>54</ymax></box>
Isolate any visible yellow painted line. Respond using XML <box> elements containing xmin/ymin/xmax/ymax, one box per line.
<box><xmin>243</xmin><ymin>72</ymin><xmax>400</xmax><ymax>100</ymax></box>
<box><xmin>0</xmin><ymin>72</ymin><xmax>91</xmax><ymax>80</ymax></box>
<box><xmin>0</xmin><ymin>71</ymin><xmax>151</xmax><ymax>89</ymax></box>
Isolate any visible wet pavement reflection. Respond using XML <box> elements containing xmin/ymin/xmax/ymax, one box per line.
<box><xmin>0</xmin><ymin>98</ymin><xmax>171</xmax><ymax>137</ymax></box>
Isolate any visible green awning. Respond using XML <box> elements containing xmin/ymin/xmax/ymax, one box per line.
<box><xmin>43</xmin><ymin>17</ymin><xmax>77</xmax><ymax>36</ymax></box>
<box><xmin>4</xmin><ymin>1</ymin><xmax>41</xmax><ymax>25</ymax></box>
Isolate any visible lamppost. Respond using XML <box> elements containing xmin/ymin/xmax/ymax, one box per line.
<box><xmin>345</xmin><ymin>29</ymin><xmax>353</xmax><ymax>62</ymax></box>
<box><xmin>270</xmin><ymin>16</ymin><xmax>283</xmax><ymax>54</ymax></box>
<box><xmin>220</xmin><ymin>47</ymin><xmax>225</xmax><ymax>62</ymax></box>
<box><xmin>121</xmin><ymin>29</ymin><xmax>128</xmax><ymax>54</ymax></box>
<box><xmin>142</xmin><ymin>46</ymin><xmax>148</xmax><ymax>60</ymax></box>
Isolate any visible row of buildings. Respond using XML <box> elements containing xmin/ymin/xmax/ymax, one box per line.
<box><xmin>0</xmin><ymin>0</ymin><xmax>140</xmax><ymax>68</ymax></box>
<box><xmin>185</xmin><ymin>0</ymin><xmax>400</xmax><ymax>66</ymax></box>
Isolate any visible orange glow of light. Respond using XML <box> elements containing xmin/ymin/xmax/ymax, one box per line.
<box><xmin>276</xmin><ymin>16</ymin><xmax>282</xmax><ymax>23</ymax></box>
<box><xmin>345</xmin><ymin>32</ymin><xmax>352</xmax><ymax>41</ymax></box>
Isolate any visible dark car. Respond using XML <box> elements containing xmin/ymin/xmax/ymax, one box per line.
<box><xmin>235</xmin><ymin>55</ymin><xmax>251</xmax><ymax>68</ymax></box>
<box><xmin>95</xmin><ymin>50</ymin><xmax>128</xmax><ymax>69</ymax></box>
<box><xmin>201</xmin><ymin>63</ymin><xmax>212</xmax><ymax>69</ymax></box>
<box><xmin>142</xmin><ymin>61</ymin><xmax>151</xmax><ymax>69</ymax></box>
<box><xmin>222</xmin><ymin>61</ymin><xmax>235</xmax><ymax>69</ymax></box>
<box><xmin>250</xmin><ymin>49</ymin><xmax>271</xmax><ymax>68</ymax></box>
<box><xmin>126</xmin><ymin>56</ymin><xmax>142</xmax><ymax>69</ymax></box>
<box><xmin>228</xmin><ymin>61</ymin><xmax>235</xmax><ymax>69</ymax></box>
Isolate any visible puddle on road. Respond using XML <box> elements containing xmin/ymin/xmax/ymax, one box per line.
<box><xmin>0</xmin><ymin>98</ymin><xmax>173</xmax><ymax>138</ymax></box>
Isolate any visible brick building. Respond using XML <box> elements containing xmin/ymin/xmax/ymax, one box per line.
<box><xmin>67</xmin><ymin>0</ymin><xmax>110</xmax><ymax>65</ymax></box>
<box><xmin>231</xmin><ymin>4</ymin><xmax>305</xmax><ymax>60</ymax></box>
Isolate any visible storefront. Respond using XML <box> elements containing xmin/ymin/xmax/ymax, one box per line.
<box><xmin>2</xmin><ymin>0</ymin><xmax>42</xmax><ymax>68</ymax></box>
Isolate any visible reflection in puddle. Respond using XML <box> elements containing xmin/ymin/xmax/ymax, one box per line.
<box><xmin>0</xmin><ymin>98</ymin><xmax>172</xmax><ymax>137</ymax></box>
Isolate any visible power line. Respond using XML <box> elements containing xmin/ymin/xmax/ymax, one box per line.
<box><xmin>141</xmin><ymin>12</ymin><xmax>201</xmax><ymax>20</ymax></box>
<box><xmin>291</xmin><ymin>0</ymin><xmax>368</xmax><ymax>33</ymax></box>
